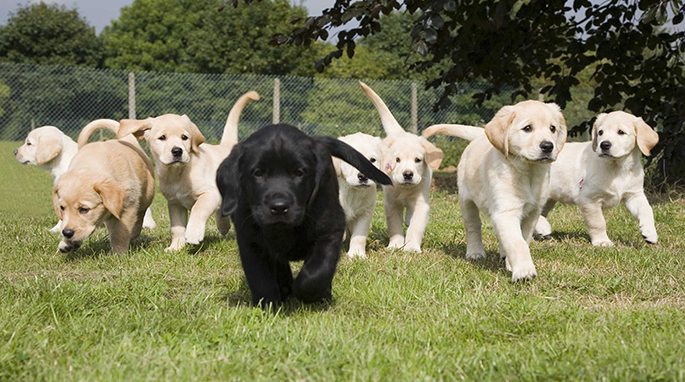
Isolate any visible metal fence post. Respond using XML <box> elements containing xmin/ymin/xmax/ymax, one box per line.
<box><xmin>128</xmin><ymin>72</ymin><xmax>136</xmax><ymax>119</ymax></box>
<box><xmin>411</xmin><ymin>82</ymin><xmax>418</xmax><ymax>133</ymax></box>
<box><xmin>273</xmin><ymin>78</ymin><xmax>280</xmax><ymax>124</ymax></box>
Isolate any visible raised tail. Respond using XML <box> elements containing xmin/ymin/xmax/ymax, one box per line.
<box><xmin>77</xmin><ymin>119</ymin><xmax>121</xmax><ymax>148</ymax></box>
<box><xmin>221</xmin><ymin>91</ymin><xmax>260</xmax><ymax>147</ymax></box>
<box><xmin>421</xmin><ymin>124</ymin><xmax>485</xmax><ymax>142</ymax></box>
<box><xmin>359</xmin><ymin>81</ymin><xmax>406</xmax><ymax>137</ymax></box>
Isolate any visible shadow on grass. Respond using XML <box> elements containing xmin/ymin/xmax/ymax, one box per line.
<box><xmin>62</xmin><ymin>234</ymin><xmax>156</xmax><ymax>261</ymax></box>
<box><xmin>220</xmin><ymin>276</ymin><xmax>335</xmax><ymax>314</ymax></box>
<box><xmin>440</xmin><ymin>242</ymin><xmax>509</xmax><ymax>275</ymax></box>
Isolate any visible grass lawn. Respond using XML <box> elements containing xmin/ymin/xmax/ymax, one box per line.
<box><xmin>1</xmin><ymin>140</ymin><xmax>684</xmax><ymax>381</ymax></box>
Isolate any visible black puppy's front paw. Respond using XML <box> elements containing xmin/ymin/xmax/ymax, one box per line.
<box><xmin>293</xmin><ymin>277</ymin><xmax>332</xmax><ymax>304</ymax></box>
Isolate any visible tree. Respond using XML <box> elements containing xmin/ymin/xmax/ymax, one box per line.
<box><xmin>284</xmin><ymin>0</ymin><xmax>685</xmax><ymax>184</ymax></box>
<box><xmin>102</xmin><ymin>0</ymin><xmax>320</xmax><ymax>76</ymax></box>
<box><xmin>0</xmin><ymin>2</ymin><xmax>102</xmax><ymax>67</ymax></box>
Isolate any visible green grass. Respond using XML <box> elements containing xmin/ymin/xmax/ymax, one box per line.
<box><xmin>1</xmin><ymin>140</ymin><xmax>684</xmax><ymax>381</ymax></box>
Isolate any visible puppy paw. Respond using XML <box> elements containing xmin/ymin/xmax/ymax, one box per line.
<box><xmin>402</xmin><ymin>243</ymin><xmax>422</xmax><ymax>253</ymax></box>
<box><xmin>184</xmin><ymin>228</ymin><xmax>205</xmax><ymax>245</ymax></box>
<box><xmin>165</xmin><ymin>238</ymin><xmax>185</xmax><ymax>252</ymax></box>
<box><xmin>511</xmin><ymin>262</ymin><xmax>537</xmax><ymax>282</ymax></box>
<box><xmin>142</xmin><ymin>209</ymin><xmax>156</xmax><ymax>230</ymax></box>
<box><xmin>142</xmin><ymin>218</ymin><xmax>157</xmax><ymax>230</ymax></box>
<box><xmin>591</xmin><ymin>239</ymin><xmax>614</xmax><ymax>247</ymax></box>
<box><xmin>346</xmin><ymin>248</ymin><xmax>367</xmax><ymax>259</ymax></box>
<box><xmin>465</xmin><ymin>251</ymin><xmax>486</xmax><ymax>260</ymax></box>
<box><xmin>641</xmin><ymin>230</ymin><xmax>658</xmax><ymax>244</ymax></box>
<box><xmin>387</xmin><ymin>237</ymin><xmax>405</xmax><ymax>249</ymax></box>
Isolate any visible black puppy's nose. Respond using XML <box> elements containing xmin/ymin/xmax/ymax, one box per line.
<box><xmin>539</xmin><ymin>141</ymin><xmax>554</xmax><ymax>154</ymax></box>
<box><xmin>269</xmin><ymin>200</ymin><xmax>289</xmax><ymax>215</ymax></box>
<box><xmin>600</xmin><ymin>141</ymin><xmax>612</xmax><ymax>151</ymax></box>
<box><xmin>62</xmin><ymin>228</ymin><xmax>75</xmax><ymax>238</ymax></box>
<box><xmin>357</xmin><ymin>173</ymin><xmax>368</xmax><ymax>183</ymax></box>
<box><xmin>171</xmin><ymin>146</ymin><xmax>183</xmax><ymax>156</ymax></box>
<box><xmin>403</xmin><ymin>171</ymin><xmax>413</xmax><ymax>180</ymax></box>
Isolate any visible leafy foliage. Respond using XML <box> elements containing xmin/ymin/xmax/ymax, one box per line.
<box><xmin>101</xmin><ymin>0</ymin><xmax>320</xmax><ymax>76</ymax></box>
<box><xmin>0</xmin><ymin>2</ymin><xmax>102</xmax><ymax>67</ymax></box>
<box><xmin>285</xmin><ymin>0</ymin><xmax>685</xmax><ymax>184</ymax></box>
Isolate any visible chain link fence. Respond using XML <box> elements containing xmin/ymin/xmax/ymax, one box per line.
<box><xmin>0</xmin><ymin>62</ymin><xmax>500</xmax><ymax>139</ymax></box>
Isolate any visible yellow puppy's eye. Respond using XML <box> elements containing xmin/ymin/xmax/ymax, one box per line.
<box><xmin>415</xmin><ymin>157</ymin><xmax>422</xmax><ymax>163</ymax></box>
<box><xmin>369</xmin><ymin>158</ymin><xmax>376</xmax><ymax>163</ymax></box>
<box><xmin>395</xmin><ymin>157</ymin><xmax>401</xmax><ymax>163</ymax></box>
<box><xmin>550</xmin><ymin>125</ymin><xmax>557</xmax><ymax>133</ymax></box>
<box><xmin>522</xmin><ymin>125</ymin><xmax>533</xmax><ymax>132</ymax></box>
<box><xmin>159</xmin><ymin>135</ymin><xmax>167</xmax><ymax>141</ymax></box>
<box><xmin>60</xmin><ymin>206</ymin><xmax>65</xmax><ymax>211</ymax></box>
<box><xmin>181</xmin><ymin>134</ymin><xmax>189</xmax><ymax>141</ymax></box>
<box><xmin>618</xmin><ymin>130</ymin><xmax>625</xmax><ymax>135</ymax></box>
<box><xmin>79</xmin><ymin>207</ymin><xmax>89</xmax><ymax>214</ymax></box>
<box><xmin>598</xmin><ymin>130</ymin><xmax>604</xmax><ymax>136</ymax></box>
<box><xmin>26</xmin><ymin>141</ymin><xmax>32</xmax><ymax>146</ymax></box>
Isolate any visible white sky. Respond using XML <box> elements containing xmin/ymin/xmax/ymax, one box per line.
<box><xmin>0</xmin><ymin>0</ymin><xmax>336</xmax><ymax>32</ymax></box>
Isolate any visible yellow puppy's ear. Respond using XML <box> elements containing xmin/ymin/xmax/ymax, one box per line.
<box><xmin>634</xmin><ymin>117</ymin><xmax>659</xmax><ymax>156</ymax></box>
<box><xmin>36</xmin><ymin>135</ymin><xmax>62</xmax><ymax>165</ymax></box>
<box><xmin>332</xmin><ymin>156</ymin><xmax>342</xmax><ymax>177</ymax></box>
<box><xmin>548</xmin><ymin>102</ymin><xmax>568</xmax><ymax>150</ymax></box>
<box><xmin>420</xmin><ymin>138</ymin><xmax>444</xmax><ymax>170</ymax></box>
<box><xmin>94</xmin><ymin>181</ymin><xmax>124</xmax><ymax>220</ymax></box>
<box><xmin>591</xmin><ymin>113</ymin><xmax>608</xmax><ymax>152</ymax></box>
<box><xmin>118</xmin><ymin>119</ymin><xmax>151</xmax><ymax>139</ymax></box>
<box><xmin>182</xmin><ymin>115</ymin><xmax>205</xmax><ymax>153</ymax></box>
<box><xmin>52</xmin><ymin>186</ymin><xmax>63</xmax><ymax>219</ymax></box>
<box><xmin>485</xmin><ymin>105</ymin><xmax>515</xmax><ymax>156</ymax></box>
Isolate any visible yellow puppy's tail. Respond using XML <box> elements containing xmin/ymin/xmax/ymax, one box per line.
<box><xmin>421</xmin><ymin>124</ymin><xmax>485</xmax><ymax>142</ymax></box>
<box><xmin>221</xmin><ymin>91</ymin><xmax>260</xmax><ymax>147</ymax></box>
<box><xmin>77</xmin><ymin>119</ymin><xmax>121</xmax><ymax>148</ymax></box>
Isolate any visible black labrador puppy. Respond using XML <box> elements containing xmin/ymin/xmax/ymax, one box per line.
<box><xmin>216</xmin><ymin>124</ymin><xmax>392</xmax><ymax>308</ymax></box>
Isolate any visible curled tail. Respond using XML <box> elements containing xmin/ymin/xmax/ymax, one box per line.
<box><xmin>77</xmin><ymin>119</ymin><xmax>120</xmax><ymax>148</ymax></box>
<box><xmin>221</xmin><ymin>91</ymin><xmax>260</xmax><ymax>147</ymax></box>
<box><xmin>421</xmin><ymin>124</ymin><xmax>485</xmax><ymax>142</ymax></box>
<box><xmin>359</xmin><ymin>81</ymin><xmax>406</xmax><ymax>137</ymax></box>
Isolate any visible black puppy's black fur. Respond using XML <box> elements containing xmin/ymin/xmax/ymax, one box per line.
<box><xmin>216</xmin><ymin>124</ymin><xmax>392</xmax><ymax>308</ymax></box>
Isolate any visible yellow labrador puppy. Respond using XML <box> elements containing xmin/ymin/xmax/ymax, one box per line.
<box><xmin>333</xmin><ymin>132</ymin><xmax>384</xmax><ymax>258</ymax></box>
<box><xmin>360</xmin><ymin>82</ymin><xmax>443</xmax><ymax>253</ymax></box>
<box><xmin>15</xmin><ymin>124</ymin><xmax>156</xmax><ymax>232</ymax></box>
<box><xmin>53</xmin><ymin>120</ymin><xmax>155</xmax><ymax>253</ymax></box>
<box><xmin>534</xmin><ymin>111</ymin><xmax>659</xmax><ymax>246</ymax></box>
<box><xmin>118</xmin><ymin>91</ymin><xmax>259</xmax><ymax>251</ymax></box>
<box><xmin>423</xmin><ymin>100</ymin><xmax>567</xmax><ymax>281</ymax></box>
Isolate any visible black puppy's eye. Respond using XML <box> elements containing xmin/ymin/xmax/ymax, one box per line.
<box><xmin>181</xmin><ymin>134</ymin><xmax>189</xmax><ymax>141</ymax></box>
<box><xmin>252</xmin><ymin>168</ymin><xmax>263</xmax><ymax>177</ymax></box>
<box><xmin>415</xmin><ymin>157</ymin><xmax>422</xmax><ymax>163</ymax></box>
<box><xmin>395</xmin><ymin>157</ymin><xmax>401</xmax><ymax>163</ymax></box>
<box><xmin>79</xmin><ymin>207</ymin><xmax>89</xmax><ymax>214</ymax></box>
<box><xmin>369</xmin><ymin>157</ymin><xmax>376</xmax><ymax>163</ymax></box>
<box><xmin>158</xmin><ymin>135</ymin><xmax>167</xmax><ymax>141</ymax></box>
<box><xmin>294</xmin><ymin>168</ymin><xmax>305</xmax><ymax>177</ymax></box>
<box><xmin>618</xmin><ymin>130</ymin><xmax>625</xmax><ymax>135</ymax></box>
<box><xmin>522</xmin><ymin>125</ymin><xmax>533</xmax><ymax>133</ymax></box>
<box><xmin>598</xmin><ymin>130</ymin><xmax>604</xmax><ymax>136</ymax></box>
<box><xmin>550</xmin><ymin>125</ymin><xmax>557</xmax><ymax>133</ymax></box>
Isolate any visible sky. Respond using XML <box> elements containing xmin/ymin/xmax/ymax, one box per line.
<box><xmin>0</xmin><ymin>0</ymin><xmax>336</xmax><ymax>32</ymax></box>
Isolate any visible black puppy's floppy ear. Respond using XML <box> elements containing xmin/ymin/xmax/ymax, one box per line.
<box><xmin>317</xmin><ymin>136</ymin><xmax>392</xmax><ymax>186</ymax></box>
<box><xmin>216</xmin><ymin>144</ymin><xmax>242</xmax><ymax>217</ymax></box>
